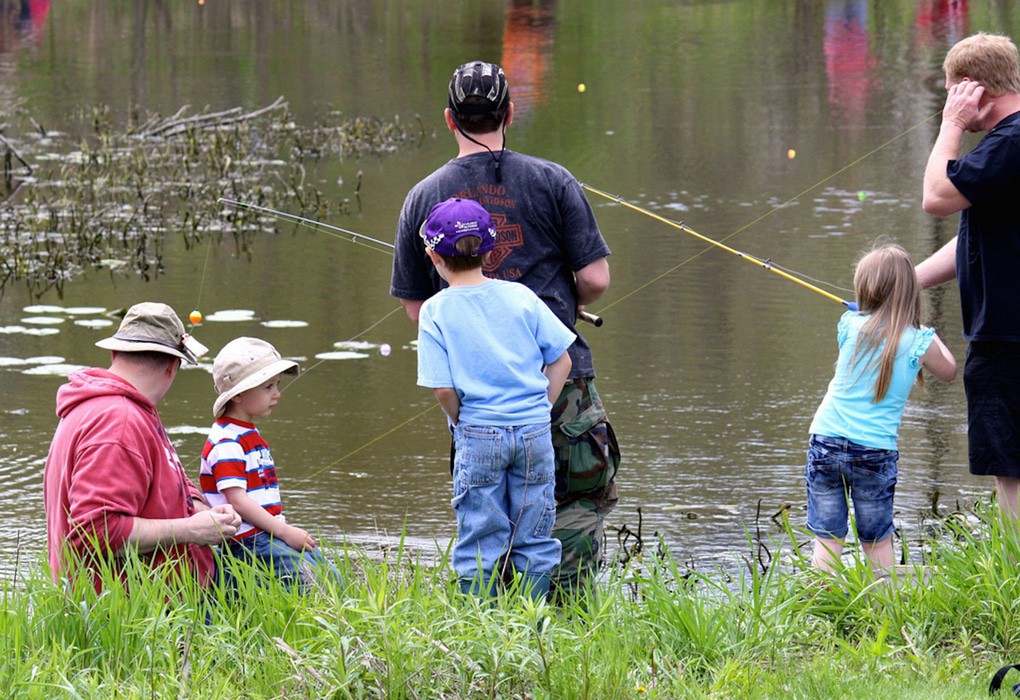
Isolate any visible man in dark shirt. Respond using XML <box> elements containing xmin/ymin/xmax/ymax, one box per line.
<box><xmin>918</xmin><ymin>33</ymin><xmax>1020</xmax><ymax>524</ymax></box>
<box><xmin>391</xmin><ymin>61</ymin><xmax>620</xmax><ymax>597</ymax></box>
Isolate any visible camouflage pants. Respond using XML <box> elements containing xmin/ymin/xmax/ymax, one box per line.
<box><xmin>549</xmin><ymin>378</ymin><xmax>620</xmax><ymax>593</ymax></box>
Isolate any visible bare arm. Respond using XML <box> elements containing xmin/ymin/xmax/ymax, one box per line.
<box><xmin>575</xmin><ymin>258</ymin><xmax>610</xmax><ymax>308</ymax></box>
<box><xmin>126</xmin><ymin>505</ymin><xmax>240</xmax><ymax>554</ymax></box>
<box><xmin>543</xmin><ymin>353</ymin><xmax>573</xmax><ymax>405</ymax></box>
<box><xmin>922</xmin><ymin>80</ymin><xmax>989</xmax><ymax>216</ymax></box>
<box><xmin>222</xmin><ymin>487</ymin><xmax>316</xmax><ymax>551</ymax></box>
<box><xmin>915</xmin><ymin>237</ymin><xmax>958</xmax><ymax>289</ymax></box>
<box><xmin>922</xmin><ymin>122</ymin><xmax>972</xmax><ymax>216</ymax></box>
<box><xmin>400</xmin><ymin>298</ymin><xmax>424</xmax><ymax>323</ymax></box>
<box><xmin>921</xmin><ymin>332</ymin><xmax>957</xmax><ymax>383</ymax></box>
<box><xmin>433</xmin><ymin>387</ymin><xmax>461</xmax><ymax>426</ymax></box>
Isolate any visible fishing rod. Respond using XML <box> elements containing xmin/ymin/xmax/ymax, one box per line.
<box><xmin>218</xmin><ymin>198</ymin><xmax>396</xmax><ymax>251</ymax></box>
<box><xmin>218</xmin><ymin>198</ymin><xmax>605</xmax><ymax>326</ymax></box>
<box><xmin>580</xmin><ymin>183</ymin><xmax>858</xmax><ymax>312</ymax></box>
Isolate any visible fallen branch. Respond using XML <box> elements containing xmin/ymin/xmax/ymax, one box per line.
<box><xmin>143</xmin><ymin>97</ymin><xmax>287</xmax><ymax>138</ymax></box>
<box><xmin>0</xmin><ymin>133</ymin><xmax>33</xmax><ymax>176</ymax></box>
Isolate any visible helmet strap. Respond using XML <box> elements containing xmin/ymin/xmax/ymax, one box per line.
<box><xmin>452</xmin><ymin>115</ymin><xmax>507</xmax><ymax>183</ymax></box>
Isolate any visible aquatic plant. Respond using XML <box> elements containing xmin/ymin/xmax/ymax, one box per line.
<box><xmin>0</xmin><ymin>99</ymin><xmax>421</xmax><ymax>297</ymax></box>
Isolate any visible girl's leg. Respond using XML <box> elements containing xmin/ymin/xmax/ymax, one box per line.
<box><xmin>805</xmin><ymin>436</ymin><xmax>851</xmax><ymax>570</ymax></box>
<box><xmin>812</xmin><ymin>537</ymin><xmax>844</xmax><ymax>571</ymax></box>
<box><xmin>847</xmin><ymin>444</ymin><xmax>898</xmax><ymax>573</ymax></box>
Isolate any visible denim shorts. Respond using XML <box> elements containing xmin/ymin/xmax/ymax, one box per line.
<box><xmin>805</xmin><ymin>434</ymin><xmax>898</xmax><ymax>543</ymax></box>
<box><xmin>965</xmin><ymin>341</ymin><xmax>1020</xmax><ymax>478</ymax></box>
<box><xmin>450</xmin><ymin>422</ymin><xmax>560</xmax><ymax>584</ymax></box>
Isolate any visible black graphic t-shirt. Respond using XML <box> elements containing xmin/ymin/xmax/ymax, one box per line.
<box><xmin>391</xmin><ymin>150</ymin><xmax>611</xmax><ymax>377</ymax></box>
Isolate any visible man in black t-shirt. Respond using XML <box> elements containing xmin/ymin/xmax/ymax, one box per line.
<box><xmin>918</xmin><ymin>33</ymin><xmax>1020</xmax><ymax>525</ymax></box>
<box><xmin>391</xmin><ymin>61</ymin><xmax>620</xmax><ymax>598</ymax></box>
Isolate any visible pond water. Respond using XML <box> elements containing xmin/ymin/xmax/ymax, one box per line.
<box><xmin>0</xmin><ymin>0</ymin><xmax>1015</xmax><ymax>577</ymax></box>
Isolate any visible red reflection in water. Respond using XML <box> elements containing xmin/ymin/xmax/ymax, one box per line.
<box><xmin>824</xmin><ymin>0</ymin><xmax>873</xmax><ymax>127</ymax></box>
<box><xmin>0</xmin><ymin>0</ymin><xmax>50</xmax><ymax>53</ymax></box>
<box><xmin>500</xmin><ymin>0</ymin><xmax>555</xmax><ymax>121</ymax></box>
<box><xmin>915</xmin><ymin>0</ymin><xmax>969</xmax><ymax>49</ymax></box>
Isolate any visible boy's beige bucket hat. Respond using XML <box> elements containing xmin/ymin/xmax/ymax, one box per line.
<box><xmin>212</xmin><ymin>337</ymin><xmax>299</xmax><ymax>418</ymax></box>
<box><xmin>95</xmin><ymin>302</ymin><xmax>200</xmax><ymax>364</ymax></box>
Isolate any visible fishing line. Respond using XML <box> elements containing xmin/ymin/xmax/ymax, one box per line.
<box><xmin>221</xmin><ymin>104</ymin><xmax>938</xmax><ymax>477</ymax></box>
<box><xmin>188</xmin><ymin>233</ymin><xmax>216</xmax><ymax>331</ymax></box>
<box><xmin>201</xmin><ymin>200</ymin><xmax>454</xmax><ymax>485</ymax></box>
<box><xmin>208</xmin><ymin>199</ymin><xmax>604</xmax><ymax>484</ymax></box>
<box><xmin>581</xmin><ymin>110</ymin><xmax>940</xmax><ymax>316</ymax></box>
<box><xmin>183</xmin><ymin>201</ymin><xmax>415</xmax><ymax>479</ymax></box>
<box><xmin>291</xmin><ymin>402</ymin><xmax>439</xmax><ymax>486</ymax></box>
<box><xmin>282</xmin><ymin>304</ymin><xmax>404</xmax><ymax>392</ymax></box>
<box><xmin>210</xmin><ymin>198</ymin><xmax>406</xmax><ymax>388</ymax></box>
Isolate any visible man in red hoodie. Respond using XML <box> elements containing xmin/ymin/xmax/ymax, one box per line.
<box><xmin>44</xmin><ymin>302</ymin><xmax>240</xmax><ymax>589</ymax></box>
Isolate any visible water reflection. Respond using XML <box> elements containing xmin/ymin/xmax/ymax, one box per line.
<box><xmin>0</xmin><ymin>0</ymin><xmax>48</xmax><ymax>52</ymax></box>
<box><xmin>824</xmin><ymin>1</ymin><xmax>872</xmax><ymax>127</ymax></box>
<box><xmin>501</xmin><ymin>0</ymin><xmax>555</xmax><ymax>121</ymax></box>
<box><xmin>1</xmin><ymin>0</ymin><xmax>1017</xmax><ymax>580</ymax></box>
<box><xmin>915</xmin><ymin>0</ymin><xmax>970</xmax><ymax>48</ymax></box>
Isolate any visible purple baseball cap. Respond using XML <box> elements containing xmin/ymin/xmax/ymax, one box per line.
<box><xmin>419</xmin><ymin>198</ymin><xmax>497</xmax><ymax>257</ymax></box>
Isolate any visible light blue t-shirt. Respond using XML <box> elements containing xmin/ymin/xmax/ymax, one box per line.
<box><xmin>809</xmin><ymin>311</ymin><xmax>935</xmax><ymax>451</ymax></box>
<box><xmin>417</xmin><ymin>279</ymin><xmax>575</xmax><ymax>427</ymax></box>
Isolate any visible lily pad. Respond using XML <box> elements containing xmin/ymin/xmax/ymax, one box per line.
<box><xmin>24</xmin><ymin>356</ymin><xmax>65</xmax><ymax>365</ymax></box>
<box><xmin>0</xmin><ymin>325</ymin><xmax>60</xmax><ymax>336</ymax></box>
<box><xmin>261</xmin><ymin>319</ymin><xmax>309</xmax><ymax>328</ymax></box>
<box><xmin>21</xmin><ymin>316</ymin><xmax>65</xmax><ymax>325</ymax></box>
<box><xmin>22</xmin><ymin>364</ymin><xmax>87</xmax><ymax>376</ymax></box>
<box><xmin>314</xmin><ymin>351</ymin><xmax>370</xmax><ymax>361</ymax></box>
<box><xmin>165</xmin><ymin>425</ymin><xmax>212</xmax><ymax>436</ymax></box>
<box><xmin>205</xmin><ymin>309</ymin><xmax>256</xmax><ymax>322</ymax></box>
<box><xmin>333</xmin><ymin>340</ymin><xmax>376</xmax><ymax>350</ymax></box>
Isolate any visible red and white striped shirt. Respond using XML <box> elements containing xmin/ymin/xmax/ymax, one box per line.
<box><xmin>200</xmin><ymin>417</ymin><xmax>283</xmax><ymax>539</ymax></box>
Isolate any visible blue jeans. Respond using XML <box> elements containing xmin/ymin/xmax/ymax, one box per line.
<box><xmin>227</xmin><ymin>530</ymin><xmax>340</xmax><ymax>589</ymax></box>
<box><xmin>451</xmin><ymin>422</ymin><xmax>560</xmax><ymax>593</ymax></box>
<box><xmin>805</xmin><ymin>434</ymin><xmax>898</xmax><ymax>543</ymax></box>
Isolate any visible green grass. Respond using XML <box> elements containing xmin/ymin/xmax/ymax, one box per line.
<box><xmin>2</xmin><ymin>513</ymin><xmax>1018</xmax><ymax>698</ymax></box>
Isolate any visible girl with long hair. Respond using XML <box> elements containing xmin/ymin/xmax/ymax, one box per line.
<box><xmin>806</xmin><ymin>244</ymin><xmax>957</xmax><ymax>572</ymax></box>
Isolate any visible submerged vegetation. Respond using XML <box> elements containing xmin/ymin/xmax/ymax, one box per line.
<box><xmin>0</xmin><ymin>98</ymin><xmax>422</xmax><ymax>298</ymax></box>
<box><xmin>3</xmin><ymin>507</ymin><xmax>1018</xmax><ymax>698</ymax></box>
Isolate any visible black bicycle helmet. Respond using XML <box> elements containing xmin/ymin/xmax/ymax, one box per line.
<box><xmin>448</xmin><ymin>61</ymin><xmax>510</xmax><ymax>115</ymax></box>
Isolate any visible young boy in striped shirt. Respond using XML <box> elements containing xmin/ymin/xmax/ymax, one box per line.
<box><xmin>200</xmin><ymin>336</ymin><xmax>337</xmax><ymax>588</ymax></box>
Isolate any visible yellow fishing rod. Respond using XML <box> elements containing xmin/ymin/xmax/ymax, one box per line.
<box><xmin>580</xmin><ymin>183</ymin><xmax>858</xmax><ymax>311</ymax></box>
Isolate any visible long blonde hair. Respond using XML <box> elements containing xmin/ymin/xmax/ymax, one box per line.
<box><xmin>850</xmin><ymin>244</ymin><xmax>923</xmax><ymax>402</ymax></box>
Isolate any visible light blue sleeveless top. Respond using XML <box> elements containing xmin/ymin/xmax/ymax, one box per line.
<box><xmin>809</xmin><ymin>311</ymin><xmax>934</xmax><ymax>451</ymax></box>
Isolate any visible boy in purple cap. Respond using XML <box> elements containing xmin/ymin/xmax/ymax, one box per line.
<box><xmin>417</xmin><ymin>197</ymin><xmax>575</xmax><ymax>601</ymax></box>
